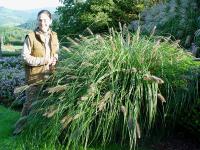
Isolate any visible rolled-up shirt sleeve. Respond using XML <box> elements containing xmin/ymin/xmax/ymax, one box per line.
<box><xmin>22</xmin><ymin>37</ymin><xmax>47</xmax><ymax>66</ymax></box>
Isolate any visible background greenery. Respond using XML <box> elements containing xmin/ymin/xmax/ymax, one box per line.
<box><xmin>53</xmin><ymin>0</ymin><xmax>165</xmax><ymax>40</ymax></box>
<box><xmin>137</xmin><ymin>0</ymin><xmax>200</xmax><ymax>47</ymax></box>
<box><xmin>0</xmin><ymin>7</ymin><xmax>56</xmax><ymax>27</ymax></box>
<box><xmin>0</xmin><ymin>27</ymin><xmax>30</xmax><ymax>45</ymax></box>
<box><xmin>0</xmin><ymin>0</ymin><xmax>200</xmax><ymax>149</ymax></box>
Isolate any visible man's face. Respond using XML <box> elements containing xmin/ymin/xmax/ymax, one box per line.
<box><xmin>37</xmin><ymin>13</ymin><xmax>52</xmax><ymax>33</ymax></box>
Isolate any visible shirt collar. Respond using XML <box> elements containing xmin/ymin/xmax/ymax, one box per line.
<box><xmin>34</xmin><ymin>27</ymin><xmax>51</xmax><ymax>43</ymax></box>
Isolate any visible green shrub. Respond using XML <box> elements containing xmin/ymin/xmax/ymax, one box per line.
<box><xmin>0</xmin><ymin>56</ymin><xmax>25</xmax><ymax>104</ymax></box>
<box><xmin>2</xmin><ymin>51</ymin><xmax>21</xmax><ymax>57</ymax></box>
<box><xmin>181</xmin><ymin>97</ymin><xmax>200</xmax><ymax>137</ymax></box>
<box><xmin>54</xmin><ymin>0</ymin><xmax>165</xmax><ymax>38</ymax></box>
<box><xmin>9</xmin><ymin>40</ymin><xmax>23</xmax><ymax>46</ymax></box>
<box><xmin>18</xmin><ymin>28</ymin><xmax>200</xmax><ymax>149</ymax></box>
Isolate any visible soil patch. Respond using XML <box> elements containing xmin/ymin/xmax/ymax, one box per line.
<box><xmin>0</xmin><ymin>97</ymin><xmax>22</xmax><ymax>112</ymax></box>
<box><xmin>151</xmin><ymin>131</ymin><xmax>200</xmax><ymax>150</ymax></box>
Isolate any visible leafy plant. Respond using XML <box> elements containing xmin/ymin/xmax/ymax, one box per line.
<box><xmin>0</xmin><ymin>56</ymin><xmax>25</xmax><ymax>104</ymax></box>
<box><xmin>181</xmin><ymin>98</ymin><xmax>200</xmax><ymax>136</ymax></box>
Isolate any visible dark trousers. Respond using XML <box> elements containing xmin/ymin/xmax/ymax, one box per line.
<box><xmin>21</xmin><ymin>85</ymin><xmax>40</xmax><ymax>116</ymax></box>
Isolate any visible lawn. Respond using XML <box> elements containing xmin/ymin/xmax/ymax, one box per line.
<box><xmin>0</xmin><ymin>105</ymin><xmax>20</xmax><ymax>150</ymax></box>
<box><xmin>0</xmin><ymin>105</ymin><xmax>153</xmax><ymax>150</ymax></box>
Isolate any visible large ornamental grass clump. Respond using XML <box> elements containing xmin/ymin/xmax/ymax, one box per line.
<box><xmin>17</xmin><ymin>28</ymin><xmax>200</xmax><ymax>149</ymax></box>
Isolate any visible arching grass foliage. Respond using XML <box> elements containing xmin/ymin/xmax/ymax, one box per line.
<box><xmin>17</xmin><ymin>28</ymin><xmax>200</xmax><ymax>150</ymax></box>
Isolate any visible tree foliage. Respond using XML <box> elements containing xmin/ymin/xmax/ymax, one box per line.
<box><xmin>54</xmin><ymin>0</ymin><xmax>165</xmax><ymax>39</ymax></box>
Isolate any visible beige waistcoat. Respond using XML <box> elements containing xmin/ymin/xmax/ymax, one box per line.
<box><xmin>25</xmin><ymin>30</ymin><xmax>58</xmax><ymax>84</ymax></box>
